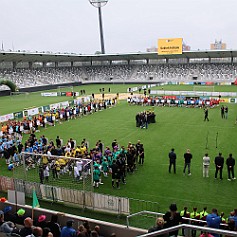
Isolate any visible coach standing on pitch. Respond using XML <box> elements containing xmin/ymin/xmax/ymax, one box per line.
<box><xmin>183</xmin><ymin>149</ymin><xmax>192</xmax><ymax>176</ymax></box>
<box><xmin>214</xmin><ymin>152</ymin><xmax>224</xmax><ymax>180</ymax></box>
<box><xmin>169</xmin><ymin>148</ymin><xmax>176</xmax><ymax>174</ymax></box>
<box><xmin>226</xmin><ymin>153</ymin><xmax>236</xmax><ymax>181</ymax></box>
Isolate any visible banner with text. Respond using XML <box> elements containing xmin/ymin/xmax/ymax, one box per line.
<box><xmin>0</xmin><ymin>113</ymin><xmax>14</xmax><ymax>122</ymax></box>
<box><xmin>158</xmin><ymin>38</ymin><xmax>183</xmax><ymax>55</ymax></box>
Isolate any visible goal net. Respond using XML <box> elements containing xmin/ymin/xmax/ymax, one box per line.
<box><xmin>13</xmin><ymin>152</ymin><xmax>93</xmax><ymax>192</ymax></box>
<box><xmin>193</xmin><ymin>85</ymin><xmax>215</xmax><ymax>92</ymax></box>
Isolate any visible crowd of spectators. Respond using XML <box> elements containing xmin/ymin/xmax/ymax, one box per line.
<box><xmin>135</xmin><ymin>63</ymin><xmax>237</xmax><ymax>82</ymax></box>
<box><xmin>0</xmin><ymin>207</ymin><xmax>116</xmax><ymax>237</ymax></box>
<box><xmin>0</xmin><ymin>67</ymin><xmax>85</xmax><ymax>89</ymax></box>
<box><xmin>1</xmin><ymin>203</ymin><xmax>237</xmax><ymax>237</ymax></box>
<box><xmin>1</xmin><ymin>63</ymin><xmax>236</xmax><ymax>90</ymax></box>
<box><xmin>84</xmin><ymin>65</ymin><xmax>133</xmax><ymax>82</ymax></box>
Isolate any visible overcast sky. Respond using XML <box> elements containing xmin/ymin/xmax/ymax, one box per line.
<box><xmin>1</xmin><ymin>0</ymin><xmax>237</xmax><ymax>54</ymax></box>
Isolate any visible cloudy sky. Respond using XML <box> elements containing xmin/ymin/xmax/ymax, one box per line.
<box><xmin>1</xmin><ymin>0</ymin><xmax>237</xmax><ymax>54</ymax></box>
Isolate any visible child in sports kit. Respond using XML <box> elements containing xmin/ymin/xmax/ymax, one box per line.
<box><xmin>101</xmin><ymin>158</ymin><xmax>109</xmax><ymax>177</ymax></box>
<box><xmin>13</xmin><ymin>151</ymin><xmax>20</xmax><ymax>166</ymax></box>
<box><xmin>93</xmin><ymin>164</ymin><xmax>101</xmax><ymax>188</ymax></box>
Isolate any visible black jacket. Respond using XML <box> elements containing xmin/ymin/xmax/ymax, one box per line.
<box><xmin>215</xmin><ymin>156</ymin><xmax>224</xmax><ymax>167</ymax></box>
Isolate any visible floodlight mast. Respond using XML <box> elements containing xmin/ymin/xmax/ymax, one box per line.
<box><xmin>89</xmin><ymin>0</ymin><xmax>108</xmax><ymax>54</ymax></box>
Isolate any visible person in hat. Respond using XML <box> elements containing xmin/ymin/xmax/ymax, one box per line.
<box><xmin>37</xmin><ymin>215</ymin><xmax>47</xmax><ymax>229</ymax></box>
<box><xmin>163</xmin><ymin>203</ymin><xmax>182</xmax><ymax>237</ymax></box>
<box><xmin>61</xmin><ymin>220</ymin><xmax>76</xmax><ymax>237</ymax></box>
<box><xmin>3</xmin><ymin>206</ymin><xmax>15</xmax><ymax>223</ymax></box>
<box><xmin>0</xmin><ymin>197</ymin><xmax>7</xmax><ymax>202</ymax></box>
<box><xmin>14</xmin><ymin>208</ymin><xmax>27</xmax><ymax>225</ymax></box>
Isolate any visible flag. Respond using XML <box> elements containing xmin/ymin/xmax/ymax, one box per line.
<box><xmin>32</xmin><ymin>189</ymin><xmax>40</xmax><ymax>208</ymax></box>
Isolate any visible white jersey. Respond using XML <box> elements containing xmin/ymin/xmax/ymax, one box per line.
<box><xmin>43</xmin><ymin>166</ymin><xmax>49</xmax><ymax>177</ymax></box>
<box><xmin>203</xmin><ymin>156</ymin><xmax>210</xmax><ymax>166</ymax></box>
<box><xmin>37</xmin><ymin>119</ymin><xmax>40</xmax><ymax>126</ymax></box>
<box><xmin>9</xmin><ymin>127</ymin><xmax>13</xmax><ymax>134</ymax></box>
<box><xmin>76</xmin><ymin>160</ymin><xmax>83</xmax><ymax>171</ymax></box>
<box><xmin>74</xmin><ymin>166</ymin><xmax>79</xmax><ymax>177</ymax></box>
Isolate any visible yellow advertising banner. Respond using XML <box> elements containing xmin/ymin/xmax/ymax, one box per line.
<box><xmin>158</xmin><ymin>38</ymin><xmax>183</xmax><ymax>55</ymax></box>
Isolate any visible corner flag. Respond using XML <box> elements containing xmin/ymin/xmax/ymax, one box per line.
<box><xmin>32</xmin><ymin>189</ymin><xmax>40</xmax><ymax>208</ymax></box>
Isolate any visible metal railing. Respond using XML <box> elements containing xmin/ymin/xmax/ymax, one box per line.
<box><xmin>129</xmin><ymin>199</ymin><xmax>159</xmax><ymax>214</ymax></box>
<box><xmin>137</xmin><ymin>223</ymin><xmax>237</xmax><ymax>237</ymax></box>
<box><xmin>127</xmin><ymin>210</ymin><xmax>229</xmax><ymax>229</ymax></box>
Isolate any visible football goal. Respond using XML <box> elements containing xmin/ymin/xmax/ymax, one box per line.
<box><xmin>13</xmin><ymin>152</ymin><xmax>93</xmax><ymax>192</ymax></box>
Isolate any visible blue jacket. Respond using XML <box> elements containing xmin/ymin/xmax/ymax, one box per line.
<box><xmin>60</xmin><ymin>226</ymin><xmax>76</xmax><ymax>237</ymax></box>
<box><xmin>206</xmin><ymin>213</ymin><xmax>221</xmax><ymax>237</ymax></box>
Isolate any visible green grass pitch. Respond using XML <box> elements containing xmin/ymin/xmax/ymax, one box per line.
<box><xmin>1</xmin><ymin>84</ymin><xmax>237</xmax><ymax>217</ymax></box>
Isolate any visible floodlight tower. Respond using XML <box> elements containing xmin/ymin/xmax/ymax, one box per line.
<box><xmin>89</xmin><ymin>0</ymin><xmax>108</xmax><ymax>54</ymax></box>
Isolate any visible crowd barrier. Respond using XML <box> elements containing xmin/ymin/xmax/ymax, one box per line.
<box><xmin>0</xmin><ymin>176</ymin><xmax>159</xmax><ymax>217</ymax></box>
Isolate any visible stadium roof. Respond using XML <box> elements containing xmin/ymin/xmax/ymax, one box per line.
<box><xmin>0</xmin><ymin>50</ymin><xmax>237</xmax><ymax>63</ymax></box>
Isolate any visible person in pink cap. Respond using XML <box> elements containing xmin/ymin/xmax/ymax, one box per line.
<box><xmin>37</xmin><ymin>215</ymin><xmax>47</xmax><ymax>229</ymax></box>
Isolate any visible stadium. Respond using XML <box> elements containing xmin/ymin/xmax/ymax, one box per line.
<box><xmin>1</xmin><ymin>48</ymin><xmax>237</xmax><ymax>237</ymax></box>
<box><xmin>1</xmin><ymin>3</ymin><xmax>237</xmax><ymax>237</ymax></box>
